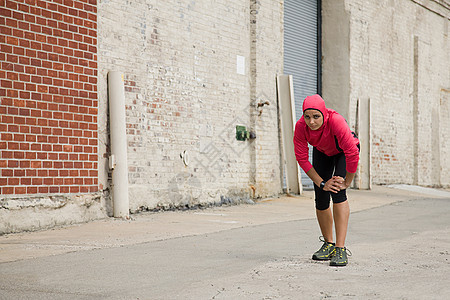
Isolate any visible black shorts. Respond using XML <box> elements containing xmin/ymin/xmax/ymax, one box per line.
<box><xmin>312</xmin><ymin>147</ymin><xmax>348</xmax><ymax>210</ymax></box>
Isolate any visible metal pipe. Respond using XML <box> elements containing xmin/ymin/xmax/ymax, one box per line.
<box><xmin>107</xmin><ymin>71</ymin><xmax>129</xmax><ymax>218</ymax></box>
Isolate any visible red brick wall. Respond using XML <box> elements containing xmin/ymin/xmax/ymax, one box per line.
<box><xmin>0</xmin><ymin>0</ymin><xmax>98</xmax><ymax>195</ymax></box>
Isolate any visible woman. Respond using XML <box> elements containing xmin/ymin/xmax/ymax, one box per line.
<box><xmin>294</xmin><ymin>94</ymin><xmax>360</xmax><ymax>266</ymax></box>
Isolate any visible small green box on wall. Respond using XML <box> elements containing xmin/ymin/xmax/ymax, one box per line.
<box><xmin>236</xmin><ymin>125</ymin><xmax>249</xmax><ymax>141</ymax></box>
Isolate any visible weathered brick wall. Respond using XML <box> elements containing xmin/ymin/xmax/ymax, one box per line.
<box><xmin>5</xmin><ymin>0</ymin><xmax>446</xmax><ymax>234</ymax></box>
<box><xmin>97</xmin><ymin>0</ymin><xmax>283</xmax><ymax>212</ymax></box>
<box><xmin>0</xmin><ymin>0</ymin><xmax>105</xmax><ymax>233</ymax></box>
<box><xmin>322</xmin><ymin>0</ymin><xmax>449</xmax><ymax>188</ymax></box>
<box><xmin>346</xmin><ymin>0</ymin><xmax>450</xmax><ymax>186</ymax></box>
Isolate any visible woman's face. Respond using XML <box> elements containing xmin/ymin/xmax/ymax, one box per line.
<box><xmin>303</xmin><ymin>109</ymin><xmax>324</xmax><ymax>130</ymax></box>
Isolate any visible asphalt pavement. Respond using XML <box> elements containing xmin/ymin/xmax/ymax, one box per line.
<box><xmin>0</xmin><ymin>185</ymin><xmax>449</xmax><ymax>300</ymax></box>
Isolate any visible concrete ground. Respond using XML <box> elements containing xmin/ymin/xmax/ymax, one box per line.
<box><xmin>0</xmin><ymin>185</ymin><xmax>449</xmax><ymax>299</ymax></box>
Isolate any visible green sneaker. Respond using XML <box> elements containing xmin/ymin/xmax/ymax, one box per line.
<box><xmin>312</xmin><ymin>237</ymin><xmax>335</xmax><ymax>261</ymax></box>
<box><xmin>330</xmin><ymin>247</ymin><xmax>352</xmax><ymax>266</ymax></box>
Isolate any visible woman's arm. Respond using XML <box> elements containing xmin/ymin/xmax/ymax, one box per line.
<box><xmin>330</xmin><ymin>114</ymin><xmax>360</xmax><ymax>174</ymax></box>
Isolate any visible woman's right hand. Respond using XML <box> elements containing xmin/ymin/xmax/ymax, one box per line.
<box><xmin>323</xmin><ymin>177</ymin><xmax>344</xmax><ymax>193</ymax></box>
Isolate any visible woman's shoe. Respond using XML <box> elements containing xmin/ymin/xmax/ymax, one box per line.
<box><xmin>312</xmin><ymin>236</ymin><xmax>335</xmax><ymax>261</ymax></box>
<box><xmin>329</xmin><ymin>247</ymin><xmax>352</xmax><ymax>266</ymax></box>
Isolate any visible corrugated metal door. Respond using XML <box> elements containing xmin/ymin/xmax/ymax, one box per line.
<box><xmin>284</xmin><ymin>0</ymin><xmax>320</xmax><ymax>190</ymax></box>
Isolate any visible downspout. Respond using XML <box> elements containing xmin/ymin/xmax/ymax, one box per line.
<box><xmin>107</xmin><ymin>71</ymin><xmax>129</xmax><ymax>218</ymax></box>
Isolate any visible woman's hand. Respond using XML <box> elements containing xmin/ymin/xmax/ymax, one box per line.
<box><xmin>323</xmin><ymin>177</ymin><xmax>343</xmax><ymax>193</ymax></box>
<box><xmin>307</xmin><ymin>168</ymin><xmax>354</xmax><ymax>193</ymax></box>
<box><xmin>323</xmin><ymin>176</ymin><xmax>350</xmax><ymax>193</ymax></box>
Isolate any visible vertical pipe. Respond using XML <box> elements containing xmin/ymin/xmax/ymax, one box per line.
<box><xmin>356</xmin><ymin>98</ymin><xmax>371</xmax><ymax>189</ymax></box>
<box><xmin>108</xmin><ymin>71</ymin><xmax>129</xmax><ymax>218</ymax></box>
<box><xmin>317</xmin><ymin>0</ymin><xmax>322</xmax><ymax>96</ymax></box>
<box><xmin>413</xmin><ymin>36</ymin><xmax>419</xmax><ymax>185</ymax></box>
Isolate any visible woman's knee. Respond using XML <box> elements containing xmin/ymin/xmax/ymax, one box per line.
<box><xmin>315</xmin><ymin>198</ymin><xmax>331</xmax><ymax>210</ymax></box>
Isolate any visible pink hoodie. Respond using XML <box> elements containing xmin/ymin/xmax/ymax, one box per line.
<box><xmin>294</xmin><ymin>94</ymin><xmax>360</xmax><ymax>173</ymax></box>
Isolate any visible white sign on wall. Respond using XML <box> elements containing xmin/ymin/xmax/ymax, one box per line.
<box><xmin>236</xmin><ymin>55</ymin><xmax>245</xmax><ymax>75</ymax></box>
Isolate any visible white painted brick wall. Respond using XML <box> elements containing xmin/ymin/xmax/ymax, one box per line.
<box><xmin>97</xmin><ymin>0</ymin><xmax>448</xmax><ymax>216</ymax></box>
<box><xmin>97</xmin><ymin>0</ymin><xmax>283</xmax><ymax>212</ymax></box>
<box><xmin>346</xmin><ymin>0</ymin><xmax>450</xmax><ymax>186</ymax></box>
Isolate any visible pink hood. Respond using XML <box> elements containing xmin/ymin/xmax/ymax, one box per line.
<box><xmin>294</xmin><ymin>94</ymin><xmax>360</xmax><ymax>173</ymax></box>
<box><xmin>302</xmin><ymin>94</ymin><xmax>329</xmax><ymax>125</ymax></box>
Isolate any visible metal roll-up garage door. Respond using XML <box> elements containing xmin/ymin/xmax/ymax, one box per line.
<box><xmin>284</xmin><ymin>0</ymin><xmax>320</xmax><ymax>190</ymax></box>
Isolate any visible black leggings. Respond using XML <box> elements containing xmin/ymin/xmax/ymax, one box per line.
<box><xmin>312</xmin><ymin>147</ymin><xmax>347</xmax><ymax>210</ymax></box>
